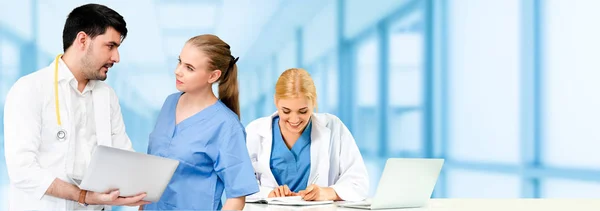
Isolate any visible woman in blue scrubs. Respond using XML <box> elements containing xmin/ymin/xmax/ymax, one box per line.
<box><xmin>246</xmin><ymin>68</ymin><xmax>369</xmax><ymax>202</ymax></box>
<box><xmin>142</xmin><ymin>35</ymin><xmax>259</xmax><ymax>210</ymax></box>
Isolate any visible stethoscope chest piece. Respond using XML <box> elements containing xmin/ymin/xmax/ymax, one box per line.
<box><xmin>56</xmin><ymin>128</ymin><xmax>67</xmax><ymax>141</ymax></box>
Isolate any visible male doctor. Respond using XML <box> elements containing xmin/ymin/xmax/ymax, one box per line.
<box><xmin>3</xmin><ymin>4</ymin><xmax>148</xmax><ymax>211</ymax></box>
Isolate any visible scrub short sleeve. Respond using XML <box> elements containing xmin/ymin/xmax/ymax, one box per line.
<box><xmin>213</xmin><ymin>128</ymin><xmax>260</xmax><ymax>198</ymax></box>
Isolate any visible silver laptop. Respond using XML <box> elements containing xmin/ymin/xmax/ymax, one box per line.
<box><xmin>339</xmin><ymin>158</ymin><xmax>444</xmax><ymax>210</ymax></box>
<box><xmin>74</xmin><ymin>145</ymin><xmax>179</xmax><ymax>202</ymax></box>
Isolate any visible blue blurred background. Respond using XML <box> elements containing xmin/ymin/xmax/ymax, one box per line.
<box><xmin>2</xmin><ymin>0</ymin><xmax>600</xmax><ymax>209</ymax></box>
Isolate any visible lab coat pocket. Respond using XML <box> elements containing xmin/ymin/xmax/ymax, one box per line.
<box><xmin>40</xmin><ymin>106</ymin><xmax>69</xmax><ymax>153</ymax></box>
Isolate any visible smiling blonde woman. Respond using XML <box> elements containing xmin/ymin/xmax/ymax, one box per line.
<box><xmin>245</xmin><ymin>68</ymin><xmax>369</xmax><ymax>202</ymax></box>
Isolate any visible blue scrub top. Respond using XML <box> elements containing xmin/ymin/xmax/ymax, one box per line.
<box><xmin>270</xmin><ymin>116</ymin><xmax>312</xmax><ymax>192</ymax></box>
<box><xmin>145</xmin><ymin>92</ymin><xmax>259</xmax><ymax>210</ymax></box>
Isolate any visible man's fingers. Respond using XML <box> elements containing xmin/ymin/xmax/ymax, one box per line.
<box><xmin>135</xmin><ymin>201</ymin><xmax>152</xmax><ymax>206</ymax></box>
<box><xmin>114</xmin><ymin>194</ymin><xmax>147</xmax><ymax>206</ymax></box>
<box><xmin>125</xmin><ymin>200</ymin><xmax>152</xmax><ymax>206</ymax></box>
<box><xmin>283</xmin><ymin>185</ymin><xmax>291</xmax><ymax>196</ymax></box>
<box><xmin>130</xmin><ymin>193</ymin><xmax>148</xmax><ymax>203</ymax></box>
<box><xmin>114</xmin><ymin>198</ymin><xmax>137</xmax><ymax>205</ymax></box>
<box><xmin>124</xmin><ymin>202</ymin><xmax>141</xmax><ymax>206</ymax></box>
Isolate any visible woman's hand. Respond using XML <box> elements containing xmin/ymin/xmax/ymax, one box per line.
<box><xmin>268</xmin><ymin>185</ymin><xmax>298</xmax><ymax>197</ymax></box>
<box><xmin>298</xmin><ymin>185</ymin><xmax>341</xmax><ymax>201</ymax></box>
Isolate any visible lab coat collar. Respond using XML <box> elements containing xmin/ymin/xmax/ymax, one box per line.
<box><xmin>54</xmin><ymin>56</ymin><xmax>75</xmax><ymax>82</ymax></box>
<box><xmin>308</xmin><ymin>113</ymin><xmax>331</xmax><ymax>186</ymax></box>
<box><xmin>54</xmin><ymin>56</ymin><xmax>98</xmax><ymax>90</ymax></box>
<box><xmin>52</xmin><ymin>56</ymin><xmax>110</xmax><ymax>147</ymax></box>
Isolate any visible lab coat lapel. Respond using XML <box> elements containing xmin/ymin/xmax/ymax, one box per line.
<box><xmin>55</xmin><ymin>60</ymin><xmax>76</xmax><ymax>176</ymax></box>
<box><xmin>60</xmin><ymin>82</ymin><xmax>73</xmax><ymax>137</ymax></box>
<box><xmin>61</xmin><ymin>82</ymin><xmax>76</xmax><ymax>176</ymax></box>
<box><xmin>257</xmin><ymin>112</ymin><xmax>278</xmax><ymax>188</ymax></box>
<box><xmin>309</xmin><ymin>114</ymin><xmax>330</xmax><ymax>187</ymax></box>
<box><xmin>93</xmin><ymin>85</ymin><xmax>112</xmax><ymax>147</ymax></box>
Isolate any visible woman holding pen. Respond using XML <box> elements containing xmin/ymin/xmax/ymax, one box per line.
<box><xmin>245</xmin><ymin>68</ymin><xmax>369</xmax><ymax>202</ymax></box>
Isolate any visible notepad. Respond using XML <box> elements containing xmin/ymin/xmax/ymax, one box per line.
<box><xmin>246</xmin><ymin>196</ymin><xmax>333</xmax><ymax>206</ymax></box>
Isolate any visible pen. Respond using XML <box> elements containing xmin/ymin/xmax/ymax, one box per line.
<box><xmin>310</xmin><ymin>174</ymin><xmax>319</xmax><ymax>185</ymax></box>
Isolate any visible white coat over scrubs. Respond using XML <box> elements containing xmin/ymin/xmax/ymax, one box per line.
<box><xmin>3</xmin><ymin>58</ymin><xmax>133</xmax><ymax>211</ymax></box>
<box><xmin>245</xmin><ymin>112</ymin><xmax>369</xmax><ymax>201</ymax></box>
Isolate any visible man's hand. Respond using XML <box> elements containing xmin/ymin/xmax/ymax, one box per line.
<box><xmin>86</xmin><ymin>190</ymin><xmax>151</xmax><ymax>206</ymax></box>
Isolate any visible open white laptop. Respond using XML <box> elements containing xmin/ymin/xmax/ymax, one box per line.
<box><xmin>71</xmin><ymin>145</ymin><xmax>179</xmax><ymax>202</ymax></box>
<box><xmin>338</xmin><ymin>158</ymin><xmax>444</xmax><ymax>210</ymax></box>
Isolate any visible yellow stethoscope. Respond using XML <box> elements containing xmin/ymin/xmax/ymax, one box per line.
<box><xmin>54</xmin><ymin>54</ymin><xmax>67</xmax><ymax>142</ymax></box>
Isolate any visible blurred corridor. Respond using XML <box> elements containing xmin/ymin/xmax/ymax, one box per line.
<box><xmin>2</xmin><ymin>0</ymin><xmax>600</xmax><ymax>209</ymax></box>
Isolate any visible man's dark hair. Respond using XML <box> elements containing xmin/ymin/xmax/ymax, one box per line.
<box><xmin>62</xmin><ymin>3</ymin><xmax>128</xmax><ymax>51</ymax></box>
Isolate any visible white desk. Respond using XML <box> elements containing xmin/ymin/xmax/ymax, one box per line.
<box><xmin>244</xmin><ymin>199</ymin><xmax>600</xmax><ymax>211</ymax></box>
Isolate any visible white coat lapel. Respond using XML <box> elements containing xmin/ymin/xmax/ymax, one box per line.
<box><xmin>60</xmin><ymin>81</ymin><xmax>73</xmax><ymax>138</ymax></box>
<box><xmin>257</xmin><ymin>113</ymin><xmax>278</xmax><ymax>188</ymax></box>
<box><xmin>54</xmin><ymin>60</ymin><xmax>78</xmax><ymax>176</ymax></box>
<box><xmin>93</xmin><ymin>85</ymin><xmax>112</xmax><ymax>147</ymax></box>
<box><xmin>60</xmin><ymin>79</ymin><xmax>76</xmax><ymax>176</ymax></box>
<box><xmin>309</xmin><ymin>114</ymin><xmax>331</xmax><ymax>187</ymax></box>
